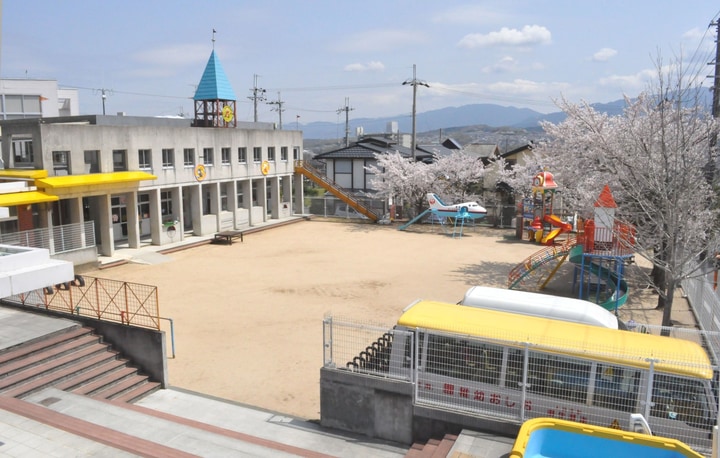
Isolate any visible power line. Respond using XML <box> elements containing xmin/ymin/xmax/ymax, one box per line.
<box><xmin>403</xmin><ymin>64</ymin><xmax>429</xmax><ymax>160</ymax></box>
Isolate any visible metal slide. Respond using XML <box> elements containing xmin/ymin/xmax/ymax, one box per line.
<box><xmin>568</xmin><ymin>245</ymin><xmax>629</xmax><ymax>312</ymax></box>
<box><xmin>294</xmin><ymin>161</ymin><xmax>380</xmax><ymax>221</ymax></box>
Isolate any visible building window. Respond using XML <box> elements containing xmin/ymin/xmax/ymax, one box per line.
<box><xmin>161</xmin><ymin>191</ymin><xmax>173</xmax><ymax>219</ymax></box>
<box><xmin>52</xmin><ymin>151</ymin><xmax>70</xmax><ymax>175</ymax></box>
<box><xmin>236</xmin><ymin>182</ymin><xmax>244</xmax><ymax>207</ymax></box>
<box><xmin>253</xmin><ymin>147</ymin><xmax>262</xmax><ymax>162</ymax></box>
<box><xmin>113</xmin><ymin>150</ymin><xmax>127</xmax><ymax>171</ymax></box>
<box><xmin>203</xmin><ymin>188</ymin><xmax>211</xmax><ymax>215</ymax></box>
<box><xmin>238</xmin><ymin>147</ymin><xmax>247</xmax><ymax>163</ymax></box>
<box><xmin>183</xmin><ymin>148</ymin><xmax>195</xmax><ymax>167</ymax></box>
<box><xmin>221</xmin><ymin>147</ymin><xmax>231</xmax><ymax>165</ymax></box>
<box><xmin>293</xmin><ymin>147</ymin><xmax>300</xmax><ymax>161</ymax></box>
<box><xmin>221</xmin><ymin>186</ymin><xmax>228</xmax><ymax>211</ymax></box>
<box><xmin>138</xmin><ymin>193</ymin><xmax>150</xmax><ymax>220</ymax></box>
<box><xmin>4</xmin><ymin>95</ymin><xmax>41</xmax><ymax>118</ymax></box>
<box><xmin>162</xmin><ymin>148</ymin><xmax>175</xmax><ymax>168</ymax></box>
<box><xmin>267</xmin><ymin>146</ymin><xmax>276</xmax><ymax>161</ymax></box>
<box><xmin>203</xmin><ymin>147</ymin><xmax>214</xmax><ymax>166</ymax></box>
<box><xmin>281</xmin><ymin>146</ymin><xmax>288</xmax><ymax>161</ymax></box>
<box><xmin>84</xmin><ymin>150</ymin><xmax>100</xmax><ymax>173</ymax></box>
<box><xmin>12</xmin><ymin>138</ymin><xmax>33</xmax><ymax>166</ymax></box>
<box><xmin>138</xmin><ymin>149</ymin><xmax>152</xmax><ymax>170</ymax></box>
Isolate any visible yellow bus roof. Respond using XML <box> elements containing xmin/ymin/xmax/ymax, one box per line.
<box><xmin>397</xmin><ymin>300</ymin><xmax>713</xmax><ymax>379</ymax></box>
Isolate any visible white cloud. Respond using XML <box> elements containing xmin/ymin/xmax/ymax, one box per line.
<box><xmin>592</xmin><ymin>48</ymin><xmax>617</xmax><ymax>62</ymax></box>
<box><xmin>487</xmin><ymin>79</ymin><xmax>569</xmax><ymax>96</ymax></box>
<box><xmin>457</xmin><ymin>25</ymin><xmax>551</xmax><ymax>49</ymax></box>
<box><xmin>482</xmin><ymin>56</ymin><xmax>517</xmax><ymax>73</ymax></box>
<box><xmin>598</xmin><ymin>68</ymin><xmax>656</xmax><ymax>91</ymax></box>
<box><xmin>344</xmin><ymin>61</ymin><xmax>385</xmax><ymax>72</ymax></box>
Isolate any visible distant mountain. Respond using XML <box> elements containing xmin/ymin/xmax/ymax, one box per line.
<box><xmin>300</xmin><ymin>104</ymin><xmax>543</xmax><ymax>139</ymax></box>
<box><xmin>300</xmin><ymin>91</ymin><xmax>712</xmax><ymax>140</ymax></box>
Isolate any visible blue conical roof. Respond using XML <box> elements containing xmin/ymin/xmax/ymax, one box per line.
<box><xmin>193</xmin><ymin>50</ymin><xmax>236</xmax><ymax>101</ymax></box>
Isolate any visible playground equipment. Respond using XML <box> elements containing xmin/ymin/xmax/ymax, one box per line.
<box><xmin>397</xmin><ymin>193</ymin><xmax>486</xmax><ymax>237</ymax></box>
<box><xmin>523</xmin><ymin>170</ymin><xmax>572</xmax><ymax>245</ymax></box>
<box><xmin>509</xmin><ymin>185</ymin><xmax>635</xmax><ymax>313</ymax></box>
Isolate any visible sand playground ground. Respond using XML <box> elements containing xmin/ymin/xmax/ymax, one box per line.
<box><xmin>78</xmin><ymin>220</ymin><xmax>697</xmax><ymax>421</ymax></box>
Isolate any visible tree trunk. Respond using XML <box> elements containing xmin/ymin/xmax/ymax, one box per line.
<box><xmin>660</xmin><ymin>282</ymin><xmax>675</xmax><ymax>336</ymax></box>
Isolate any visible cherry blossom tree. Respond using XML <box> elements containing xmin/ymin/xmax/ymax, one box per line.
<box><xmin>366</xmin><ymin>151</ymin><xmax>435</xmax><ymax>217</ymax></box>
<box><xmin>366</xmin><ymin>150</ymin><xmax>488</xmax><ymax>218</ymax></box>
<box><xmin>527</xmin><ymin>59</ymin><xmax>720</xmax><ymax>329</ymax></box>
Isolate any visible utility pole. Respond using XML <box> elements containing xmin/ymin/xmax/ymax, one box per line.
<box><xmin>337</xmin><ymin>97</ymin><xmax>354</xmax><ymax>147</ymax></box>
<box><xmin>707</xmin><ymin>20</ymin><xmax>720</xmax><ymax>183</ymax></box>
<box><xmin>402</xmin><ymin>64</ymin><xmax>429</xmax><ymax>160</ymax></box>
<box><xmin>267</xmin><ymin>92</ymin><xmax>285</xmax><ymax>129</ymax></box>
<box><xmin>248</xmin><ymin>74</ymin><xmax>266</xmax><ymax>122</ymax></box>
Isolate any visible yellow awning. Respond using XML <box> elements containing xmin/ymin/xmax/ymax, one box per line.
<box><xmin>0</xmin><ymin>191</ymin><xmax>58</xmax><ymax>206</ymax></box>
<box><xmin>36</xmin><ymin>171</ymin><xmax>157</xmax><ymax>189</ymax></box>
<box><xmin>0</xmin><ymin>170</ymin><xmax>49</xmax><ymax>180</ymax></box>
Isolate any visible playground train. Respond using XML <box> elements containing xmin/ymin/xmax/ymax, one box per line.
<box><xmin>344</xmin><ymin>287</ymin><xmax>715</xmax><ymax>453</ymax></box>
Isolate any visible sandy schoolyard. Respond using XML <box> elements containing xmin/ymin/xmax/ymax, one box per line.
<box><xmin>78</xmin><ymin>220</ymin><xmax>692</xmax><ymax>420</ymax></box>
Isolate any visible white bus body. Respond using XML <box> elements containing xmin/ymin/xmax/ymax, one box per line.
<box><xmin>460</xmin><ymin>286</ymin><xmax>619</xmax><ymax>329</ymax></box>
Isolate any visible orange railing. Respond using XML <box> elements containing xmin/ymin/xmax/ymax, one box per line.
<box><xmin>295</xmin><ymin>160</ymin><xmax>380</xmax><ymax>221</ymax></box>
<box><xmin>3</xmin><ymin>276</ymin><xmax>160</xmax><ymax>330</ymax></box>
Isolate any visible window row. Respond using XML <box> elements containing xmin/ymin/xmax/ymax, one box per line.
<box><xmin>10</xmin><ymin>137</ymin><xmax>300</xmax><ymax>173</ymax></box>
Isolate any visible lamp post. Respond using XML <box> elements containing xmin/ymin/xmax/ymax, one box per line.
<box><xmin>402</xmin><ymin>64</ymin><xmax>429</xmax><ymax>160</ymax></box>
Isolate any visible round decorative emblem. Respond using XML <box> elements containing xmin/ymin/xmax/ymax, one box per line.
<box><xmin>222</xmin><ymin>105</ymin><xmax>234</xmax><ymax>123</ymax></box>
<box><xmin>261</xmin><ymin>161</ymin><xmax>270</xmax><ymax>175</ymax></box>
<box><xmin>194</xmin><ymin>164</ymin><xmax>207</xmax><ymax>182</ymax></box>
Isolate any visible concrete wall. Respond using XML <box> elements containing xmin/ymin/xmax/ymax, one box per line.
<box><xmin>320</xmin><ymin>367</ymin><xmax>414</xmax><ymax>444</ymax></box>
<box><xmin>320</xmin><ymin>367</ymin><xmax>521</xmax><ymax>445</ymax></box>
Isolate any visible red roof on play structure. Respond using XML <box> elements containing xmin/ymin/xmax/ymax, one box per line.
<box><xmin>594</xmin><ymin>185</ymin><xmax>617</xmax><ymax>208</ymax></box>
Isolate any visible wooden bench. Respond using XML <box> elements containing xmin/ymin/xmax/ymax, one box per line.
<box><xmin>212</xmin><ymin>230</ymin><xmax>244</xmax><ymax>245</ymax></box>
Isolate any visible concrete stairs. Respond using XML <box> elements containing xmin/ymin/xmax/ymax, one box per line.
<box><xmin>405</xmin><ymin>434</ymin><xmax>459</xmax><ymax>458</ymax></box>
<box><xmin>0</xmin><ymin>325</ymin><xmax>160</xmax><ymax>402</ymax></box>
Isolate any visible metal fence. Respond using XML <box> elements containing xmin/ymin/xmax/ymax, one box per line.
<box><xmin>682</xmin><ymin>263</ymin><xmax>720</xmax><ymax>366</ymax></box>
<box><xmin>3</xmin><ymin>276</ymin><xmax>160</xmax><ymax>330</ymax></box>
<box><xmin>323</xmin><ymin>316</ymin><xmax>718</xmax><ymax>455</ymax></box>
<box><xmin>0</xmin><ymin>221</ymin><xmax>96</xmax><ymax>255</ymax></box>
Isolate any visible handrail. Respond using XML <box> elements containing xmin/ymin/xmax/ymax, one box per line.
<box><xmin>295</xmin><ymin>160</ymin><xmax>380</xmax><ymax>221</ymax></box>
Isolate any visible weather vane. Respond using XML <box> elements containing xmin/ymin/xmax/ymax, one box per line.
<box><xmin>212</xmin><ymin>28</ymin><xmax>216</xmax><ymax>49</ymax></box>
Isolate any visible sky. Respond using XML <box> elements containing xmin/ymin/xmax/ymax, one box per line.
<box><xmin>3</xmin><ymin>1</ymin><xmax>720</xmax><ymax>127</ymax></box>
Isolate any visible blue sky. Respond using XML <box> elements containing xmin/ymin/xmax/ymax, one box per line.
<box><xmin>3</xmin><ymin>1</ymin><xmax>720</xmax><ymax>126</ymax></box>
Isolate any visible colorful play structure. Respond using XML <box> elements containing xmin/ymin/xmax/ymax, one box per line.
<box><xmin>508</xmin><ymin>171</ymin><xmax>635</xmax><ymax>314</ymax></box>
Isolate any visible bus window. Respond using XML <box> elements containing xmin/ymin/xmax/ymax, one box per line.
<box><xmin>541</xmin><ymin>353</ymin><xmax>590</xmax><ymax>403</ymax></box>
<box><xmin>651</xmin><ymin>374</ymin><xmax>713</xmax><ymax>429</ymax></box>
<box><xmin>426</xmin><ymin>334</ymin><xmax>460</xmax><ymax>377</ymax></box>
<box><xmin>592</xmin><ymin>364</ymin><xmax>640</xmax><ymax>412</ymax></box>
<box><xmin>463</xmin><ymin>340</ymin><xmax>502</xmax><ymax>385</ymax></box>
<box><xmin>424</xmin><ymin>334</ymin><xmax>502</xmax><ymax>384</ymax></box>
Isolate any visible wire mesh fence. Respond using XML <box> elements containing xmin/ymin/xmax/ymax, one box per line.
<box><xmin>3</xmin><ymin>276</ymin><xmax>160</xmax><ymax>330</ymax></box>
<box><xmin>323</xmin><ymin>316</ymin><xmax>719</xmax><ymax>455</ymax></box>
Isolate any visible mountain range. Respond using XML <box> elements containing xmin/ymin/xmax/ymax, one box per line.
<box><xmin>300</xmin><ymin>100</ymin><xmax>630</xmax><ymax>140</ymax></box>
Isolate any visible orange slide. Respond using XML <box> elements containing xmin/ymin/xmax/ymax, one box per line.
<box><xmin>541</xmin><ymin>214</ymin><xmax>572</xmax><ymax>245</ymax></box>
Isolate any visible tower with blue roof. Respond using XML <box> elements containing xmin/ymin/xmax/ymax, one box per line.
<box><xmin>193</xmin><ymin>48</ymin><xmax>237</xmax><ymax>128</ymax></box>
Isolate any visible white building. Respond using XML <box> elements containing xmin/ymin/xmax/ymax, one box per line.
<box><xmin>0</xmin><ymin>78</ymin><xmax>79</xmax><ymax>119</ymax></box>
<box><xmin>0</xmin><ymin>50</ymin><xmax>304</xmax><ymax>261</ymax></box>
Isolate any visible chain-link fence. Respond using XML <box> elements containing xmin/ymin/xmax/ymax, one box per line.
<box><xmin>323</xmin><ymin>316</ymin><xmax>718</xmax><ymax>455</ymax></box>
